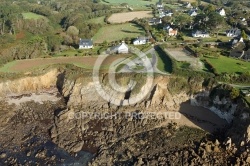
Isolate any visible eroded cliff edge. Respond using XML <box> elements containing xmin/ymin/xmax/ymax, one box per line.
<box><xmin>0</xmin><ymin>67</ymin><xmax>249</xmax><ymax>165</ymax></box>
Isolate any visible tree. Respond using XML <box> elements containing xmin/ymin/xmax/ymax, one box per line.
<box><xmin>174</xmin><ymin>14</ymin><xmax>192</xmax><ymax>30</ymax></box>
<box><xmin>191</xmin><ymin>2</ymin><xmax>198</xmax><ymax>8</ymax></box>
<box><xmin>66</xmin><ymin>26</ymin><xmax>79</xmax><ymax>37</ymax></box>
<box><xmin>197</xmin><ymin>0</ymin><xmax>201</xmax><ymax>6</ymax></box>
<box><xmin>241</xmin><ymin>30</ymin><xmax>248</xmax><ymax>41</ymax></box>
<box><xmin>162</xmin><ymin>16</ymin><xmax>172</xmax><ymax>24</ymax></box>
<box><xmin>207</xmin><ymin>12</ymin><xmax>225</xmax><ymax>37</ymax></box>
<box><xmin>204</xmin><ymin>4</ymin><xmax>216</xmax><ymax>14</ymax></box>
<box><xmin>194</xmin><ymin>13</ymin><xmax>209</xmax><ymax>30</ymax></box>
<box><xmin>230</xmin><ymin>88</ymin><xmax>240</xmax><ymax>100</ymax></box>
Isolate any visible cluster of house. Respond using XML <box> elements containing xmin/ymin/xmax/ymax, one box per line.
<box><xmin>156</xmin><ymin>1</ymin><xmax>173</xmax><ymax>18</ymax></box>
<box><xmin>225</xmin><ymin>28</ymin><xmax>250</xmax><ymax>60</ymax></box>
<box><xmin>79</xmin><ymin>38</ymin><xmax>130</xmax><ymax>54</ymax></box>
<box><xmin>184</xmin><ymin>2</ymin><xmax>226</xmax><ymax>17</ymax></box>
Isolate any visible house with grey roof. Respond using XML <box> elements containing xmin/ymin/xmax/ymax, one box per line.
<box><xmin>79</xmin><ymin>39</ymin><xmax>93</xmax><ymax>49</ymax></box>
<box><xmin>148</xmin><ymin>18</ymin><xmax>162</xmax><ymax>25</ymax></box>
<box><xmin>189</xmin><ymin>9</ymin><xmax>198</xmax><ymax>17</ymax></box>
<box><xmin>109</xmin><ymin>41</ymin><xmax>129</xmax><ymax>54</ymax></box>
<box><xmin>226</xmin><ymin>28</ymin><xmax>241</xmax><ymax>37</ymax></box>
<box><xmin>133</xmin><ymin>36</ymin><xmax>149</xmax><ymax>45</ymax></box>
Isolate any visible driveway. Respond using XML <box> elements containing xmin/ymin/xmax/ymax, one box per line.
<box><xmin>118</xmin><ymin>46</ymin><xmax>169</xmax><ymax>75</ymax></box>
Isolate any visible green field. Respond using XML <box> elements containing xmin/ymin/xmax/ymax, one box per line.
<box><xmin>93</xmin><ymin>23</ymin><xmax>145</xmax><ymax>43</ymax></box>
<box><xmin>22</xmin><ymin>12</ymin><xmax>47</xmax><ymax>20</ymax></box>
<box><xmin>101</xmin><ymin>0</ymin><xmax>158</xmax><ymax>9</ymax></box>
<box><xmin>87</xmin><ymin>16</ymin><xmax>106</xmax><ymax>25</ymax></box>
<box><xmin>203</xmin><ymin>55</ymin><xmax>250</xmax><ymax>74</ymax></box>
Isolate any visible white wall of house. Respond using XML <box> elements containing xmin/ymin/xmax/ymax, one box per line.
<box><xmin>219</xmin><ymin>9</ymin><xmax>226</xmax><ymax>16</ymax></box>
<box><xmin>79</xmin><ymin>45</ymin><xmax>93</xmax><ymax>49</ymax></box>
<box><xmin>133</xmin><ymin>39</ymin><xmax>146</xmax><ymax>45</ymax></box>
<box><xmin>190</xmin><ymin>11</ymin><xmax>197</xmax><ymax>17</ymax></box>
<box><xmin>118</xmin><ymin>43</ymin><xmax>129</xmax><ymax>53</ymax></box>
<box><xmin>192</xmin><ymin>33</ymin><xmax>209</xmax><ymax>38</ymax></box>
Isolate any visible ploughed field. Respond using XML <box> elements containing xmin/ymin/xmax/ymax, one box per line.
<box><xmin>0</xmin><ymin>55</ymin><xmax>129</xmax><ymax>72</ymax></box>
<box><xmin>108</xmin><ymin>11</ymin><xmax>153</xmax><ymax>23</ymax></box>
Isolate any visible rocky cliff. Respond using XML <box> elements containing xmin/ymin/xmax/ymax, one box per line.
<box><xmin>0</xmin><ymin>68</ymin><xmax>249</xmax><ymax>165</ymax></box>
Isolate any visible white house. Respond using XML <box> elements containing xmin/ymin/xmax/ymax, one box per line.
<box><xmin>156</xmin><ymin>1</ymin><xmax>163</xmax><ymax>8</ymax></box>
<box><xmin>189</xmin><ymin>10</ymin><xmax>198</xmax><ymax>17</ymax></box>
<box><xmin>192</xmin><ymin>30</ymin><xmax>210</xmax><ymax>38</ymax></box>
<box><xmin>163</xmin><ymin>25</ymin><xmax>171</xmax><ymax>30</ymax></box>
<box><xmin>148</xmin><ymin>18</ymin><xmax>162</xmax><ymax>25</ymax></box>
<box><xmin>133</xmin><ymin>36</ymin><xmax>148</xmax><ymax>45</ymax></box>
<box><xmin>218</xmin><ymin>8</ymin><xmax>226</xmax><ymax>16</ymax></box>
<box><xmin>79</xmin><ymin>39</ymin><xmax>93</xmax><ymax>49</ymax></box>
<box><xmin>185</xmin><ymin>2</ymin><xmax>192</xmax><ymax>8</ymax></box>
<box><xmin>226</xmin><ymin>28</ymin><xmax>241</xmax><ymax>37</ymax></box>
<box><xmin>110</xmin><ymin>41</ymin><xmax>129</xmax><ymax>54</ymax></box>
<box><xmin>165</xmin><ymin>12</ymin><xmax>173</xmax><ymax>17</ymax></box>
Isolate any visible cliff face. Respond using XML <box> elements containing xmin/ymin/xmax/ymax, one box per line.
<box><xmin>0</xmin><ymin>69</ymin><xmax>61</xmax><ymax>97</ymax></box>
<box><xmin>61</xmin><ymin>75</ymin><xmax>194</xmax><ymax>110</ymax></box>
<box><xmin>0</xmin><ymin>68</ymin><xmax>249</xmax><ymax>165</ymax></box>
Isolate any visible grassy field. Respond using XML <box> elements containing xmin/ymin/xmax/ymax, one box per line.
<box><xmin>0</xmin><ymin>55</ymin><xmax>129</xmax><ymax>73</ymax></box>
<box><xmin>101</xmin><ymin>0</ymin><xmax>158</xmax><ymax>9</ymax></box>
<box><xmin>87</xmin><ymin>16</ymin><xmax>106</xmax><ymax>25</ymax></box>
<box><xmin>93</xmin><ymin>23</ymin><xmax>145</xmax><ymax>43</ymax></box>
<box><xmin>22</xmin><ymin>12</ymin><xmax>47</xmax><ymax>20</ymax></box>
<box><xmin>203</xmin><ymin>55</ymin><xmax>250</xmax><ymax>74</ymax></box>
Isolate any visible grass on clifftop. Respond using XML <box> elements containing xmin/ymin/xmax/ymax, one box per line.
<box><xmin>202</xmin><ymin>55</ymin><xmax>250</xmax><ymax>74</ymax></box>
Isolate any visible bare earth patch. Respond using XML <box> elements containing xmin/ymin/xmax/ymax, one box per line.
<box><xmin>165</xmin><ymin>48</ymin><xmax>196</xmax><ymax>62</ymax></box>
<box><xmin>8</xmin><ymin>55</ymin><xmax>128</xmax><ymax>72</ymax></box>
<box><xmin>165</xmin><ymin>48</ymin><xmax>204</xmax><ymax>70</ymax></box>
<box><xmin>108</xmin><ymin>11</ymin><xmax>153</xmax><ymax>23</ymax></box>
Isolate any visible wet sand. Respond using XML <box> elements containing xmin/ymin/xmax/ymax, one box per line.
<box><xmin>176</xmin><ymin>101</ymin><xmax>228</xmax><ymax>133</ymax></box>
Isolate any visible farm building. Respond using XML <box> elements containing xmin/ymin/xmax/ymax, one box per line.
<box><xmin>192</xmin><ymin>30</ymin><xmax>209</xmax><ymax>38</ymax></box>
<box><xmin>79</xmin><ymin>39</ymin><xmax>93</xmax><ymax>49</ymax></box>
<box><xmin>110</xmin><ymin>41</ymin><xmax>129</xmax><ymax>54</ymax></box>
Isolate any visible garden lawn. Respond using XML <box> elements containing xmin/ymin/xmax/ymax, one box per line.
<box><xmin>93</xmin><ymin>23</ymin><xmax>145</xmax><ymax>43</ymax></box>
<box><xmin>203</xmin><ymin>55</ymin><xmax>250</xmax><ymax>74</ymax></box>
